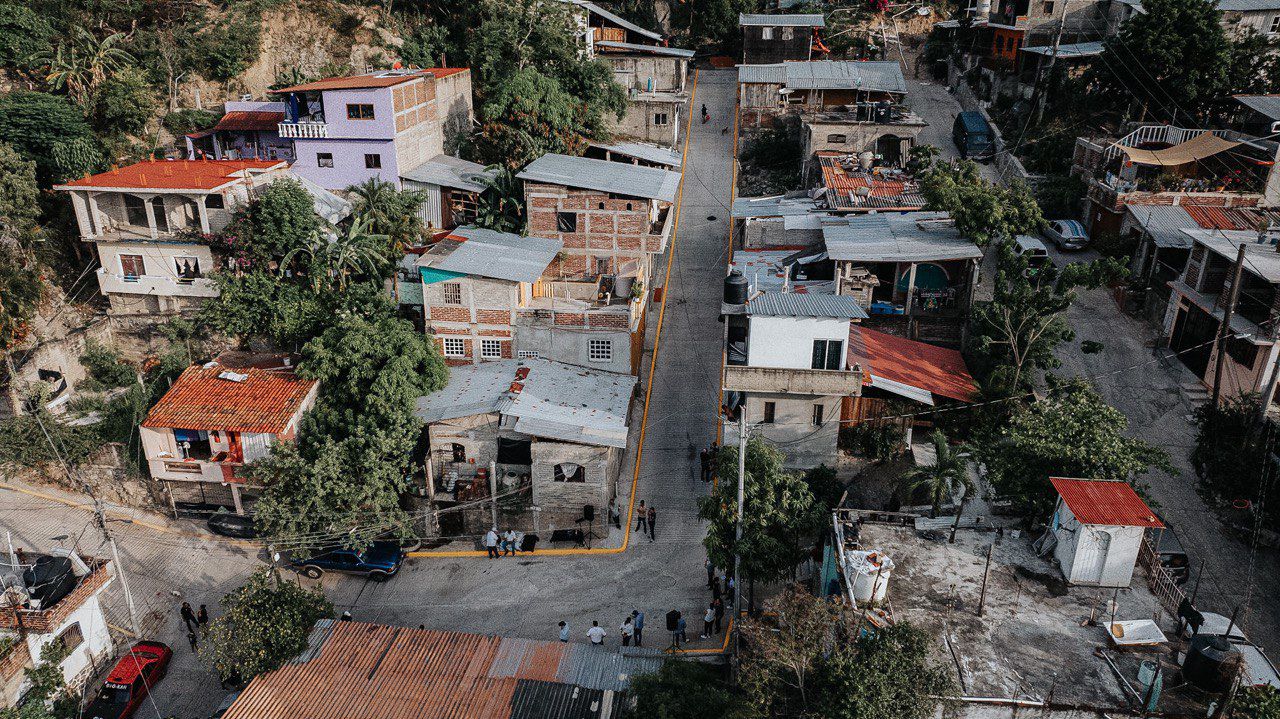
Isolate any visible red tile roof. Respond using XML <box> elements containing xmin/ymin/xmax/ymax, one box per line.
<box><xmin>141</xmin><ymin>362</ymin><xmax>316</xmax><ymax>433</ymax></box>
<box><xmin>214</xmin><ymin>110</ymin><xmax>286</xmax><ymax>132</ymax></box>
<box><xmin>848</xmin><ymin>326</ymin><xmax>978</xmax><ymax>403</ymax></box>
<box><xmin>56</xmin><ymin>159</ymin><xmax>285</xmax><ymax>191</ymax></box>
<box><xmin>276</xmin><ymin>68</ymin><xmax>467</xmax><ymax>93</ymax></box>
<box><xmin>1050</xmin><ymin>477</ymin><xmax>1164</xmax><ymax>528</ymax></box>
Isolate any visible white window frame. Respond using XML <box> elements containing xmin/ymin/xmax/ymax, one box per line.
<box><xmin>588</xmin><ymin>338</ymin><xmax>613</xmax><ymax>363</ymax></box>
<box><xmin>760</xmin><ymin>26</ymin><xmax>774</xmax><ymax>40</ymax></box>
<box><xmin>441</xmin><ymin>282</ymin><xmax>463</xmax><ymax>305</ymax></box>
<box><xmin>480</xmin><ymin>339</ymin><xmax>502</xmax><ymax>359</ymax></box>
<box><xmin>1271</xmin><ymin>13</ymin><xmax>1280</xmax><ymax>33</ymax></box>
<box><xmin>654</xmin><ymin>112</ymin><xmax>670</xmax><ymax>126</ymax></box>
<box><xmin>442</xmin><ymin>337</ymin><xmax>465</xmax><ymax>357</ymax></box>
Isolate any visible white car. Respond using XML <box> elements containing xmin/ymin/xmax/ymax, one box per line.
<box><xmin>1044</xmin><ymin>219</ymin><xmax>1090</xmax><ymax>251</ymax></box>
<box><xmin>1015</xmin><ymin>235</ymin><xmax>1050</xmax><ymax>265</ymax></box>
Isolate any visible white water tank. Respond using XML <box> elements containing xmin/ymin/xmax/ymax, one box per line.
<box><xmin>846</xmin><ymin>550</ymin><xmax>894</xmax><ymax>604</ymax></box>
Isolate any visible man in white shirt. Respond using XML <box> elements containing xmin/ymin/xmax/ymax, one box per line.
<box><xmin>558</xmin><ymin>621</ymin><xmax>570</xmax><ymax>642</ymax></box>
<box><xmin>483</xmin><ymin>528</ymin><xmax>500</xmax><ymax>559</ymax></box>
<box><xmin>502</xmin><ymin>529</ymin><xmax>518</xmax><ymax>556</ymax></box>
<box><xmin>587</xmin><ymin>621</ymin><xmax>606</xmax><ymax>645</ymax></box>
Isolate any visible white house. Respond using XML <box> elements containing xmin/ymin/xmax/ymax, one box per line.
<box><xmin>1</xmin><ymin>550</ymin><xmax>115</xmax><ymax>706</ymax></box>
<box><xmin>1049</xmin><ymin>477</ymin><xmax>1164</xmax><ymax>587</ymax></box>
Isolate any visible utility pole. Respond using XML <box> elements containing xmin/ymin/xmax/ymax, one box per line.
<box><xmin>488</xmin><ymin>460</ymin><xmax>499</xmax><ymax>531</ymax></box>
<box><xmin>732</xmin><ymin>411</ymin><xmax>748</xmax><ymax>667</ymax></box>
<box><xmin>1212</xmin><ymin>243</ymin><xmax>1247</xmax><ymax>408</ymax></box>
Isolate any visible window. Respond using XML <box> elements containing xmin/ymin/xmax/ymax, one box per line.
<box><xmin>595</xmin><ymin>257</ymin><xmax>610</xmax><ymax>276</ymax></box>
<box><xmin>480</xmin><ymin>339</ymin><xmax>502</xmax><ymax>359</ymax></box>
<box><xmin>364</xmin><ymin>154</ymin><xmax>382</xmax><ymax>169</ymax></box>
<box><xmin>119</xmin><ymin>254</ymin><xmax>145</xmax><ymax>281</ymax></box>
<box><xmin>442</xmin><ymin>337</ymin><xmax>465</xmax><ymax>357</ymax></box>
<box><xmin>150</xmin><ymin>196</ymin><xmax>169</xmax><ymax>233</ymax></box>
<box><xmin>654</xmin><ymin>112</ymin><xmax>670</xmax><ymax>126</ymax></box>
<box><xmin>1271</xmin><ymin>14</ymin><xmax>1280</xmax><ymax>33</ymax></box>
<box><xmin>317</xmin><ymin>152</ymin><xmax>334</xmax><ymax>168</ymax></box>
<box><xmin>811</xmin><ymin>339</ymin><xmax>843</xmax><ymax>370</ymax></box>
<box><xmin>123</xmin><ymin>194</ymin><xmax>148</xmax><ymax>227</ymax></box>
<box><xmin>205</xmin><ymin>194</ymin><xmax>225</xmax><ymax>210</ymax></box>
<box><xmin>827</xmin><ymin>133</ymin><xmax>847</xmax><ymax>143</ymax></box>
<box><xmin>781</xmin><ymin>27</ymin><xmax>794</xmax><ymax>39</ymax></box>
<box><xmin>1042</xmin><ymin>0</ymin><xmax>1055</xmax><ymax>13</ymax></box>
<box><xmin>517</xmin><ymin>350</ymin><xmax>541</xmax><ymax>359</ymax></box>
<box><xmin>174</xmin><ymin>256</ymin><xmax>201</xmax><ymax>283</ymax></box>
<box><xmin>588</xmin><ymin>338</ymin><xmax>613</xmax><ymax>363</ymax></box>
<box><xmin>554</xmin><ymin>462</ymin><xmax>586</xmax><ymax>482</ymax></box>
<box><xmin>56</xmin><ymin>623</ymin><xmax>83</xmax><ymax>651</ymax></box>
<box><xmin>760</xmin><ymin>26</ymin><xmax>774</xmax><ymax>40</ymax></box>
<box><xmin>441</xmin><ymin>282</ymin><xmax>463</xmax><ymax>305</ymax></box>
<box><xmin>812</xmin><ymin>404</ymin><xmax>825</xmax><ymax>426</ymax></box>
<box><xmin>763</xmin><ymin>401</ymin><xmax>776</xmax><ymax>424</ymax></box>
<box><xmin>557</xmin><ymin>211</ymin><xmax>578</xmax><ymax>233</ymax></box>
<box><xmin>451</xmin><ymin>443</ymin><xmax>466</xmax><ymax>463</ymax></box>
<box><xmin>346</xmin><ymin>103</ymin><xmax>376</xmax><ymax>120</ymax></box>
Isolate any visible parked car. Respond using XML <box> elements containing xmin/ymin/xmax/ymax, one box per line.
<box><xmin>1044</xmin><ymin>219</ymin><xmax>1090</xmax><ymax>250</ymax></box>
<box><xmin>291</xmin><ymin>541</ymin><xmax>404</xmax><ymax>580</ymax></box>
<box><xmin>952</xmin><ymin>111</ymin><xmax>996</xmax><ymax>161</ymax></box>
<box><xmin>207</xmin><ymin>510</ymin><xmax>257</xmax><ymax>539</ymax></box>
<box><xmin>1015</xmin><ymin>235</ymin><xmax>1050</xmax><ymax>266</ymax></box>
<box><xmin>84</xmin><ymin>641</ymin><xmax>172</xmax><ymax>719</ymax></box>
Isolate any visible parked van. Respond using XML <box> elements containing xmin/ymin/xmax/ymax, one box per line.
<box><xmin>953</xmin><ymin>111</ymin><xmax>996</xmax><ymax>161</ymax></box>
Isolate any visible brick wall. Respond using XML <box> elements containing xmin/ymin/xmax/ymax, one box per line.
<box><xmin>0</xmin><ymin>561</ymin><xmax>111</xmax><ymax>633</ymax></box>
<box><xmin>524</xmin><ymin>182</ymin><xmax>668</xmax><ymax>276</ymax></box>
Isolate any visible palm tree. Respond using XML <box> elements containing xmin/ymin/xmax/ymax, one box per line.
<box><xmin>347</xmin><ymin>178</ymin><xmax>426</xmax><ymax>252</ymax></box>
<box><xmin>473</xmin><ymin>167</ymin><xmax>525</xmax><ymax>234</ymax></box>
<box><xmin>30</xmin><ymin>28</ymin><xmax>133</xmax><ymax>103</ymax></box>
<box><xmin>900</xmin><ymin>430</ymin><xmax>973</xmax><ymax>542</ymax></box>
<box><xmin>281</xmin><ymin>218</ymin><xmax>390</xmax><ymax>293</ymax></box>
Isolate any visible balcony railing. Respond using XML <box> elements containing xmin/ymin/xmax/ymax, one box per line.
<box><xmin>723</xmin><ymin>365</ymin><xmax>862</xmax><ymax>396</ymax></box>
<box><xmin>277</xmin><ymin>122</ymin><xmax>328</xmax><ymax>139</ymax></box>
<box><xmin>96</xmin><ymin>269</ymin><xmax>220</xmax><ymax>298</ymax></box>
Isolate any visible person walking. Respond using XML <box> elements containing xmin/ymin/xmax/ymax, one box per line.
<box><xmin>559</xmin><ymin>621</ymin><xmax>570</xmax><ymax>642</ymax></box>
<box><xmin>666</xmin><ymin>609</ymin><xmax>682</xmax><ymax>649</ymax></box>
<box><xmin>180</xmin><ymin>602</ymin><xmax>197</xmax><ymax>633</ymax></box>
<box><xmin>635</xmin><ymin>500</ymin><xmax>648</xmax><ymax>535</ymax></box>
<box><xmin>186</xmin><ymin>630</ymin><xmax>198</xmax><ymax>652</ymax></box>
<box><xmin>701</xmin><ymin>604</ymin><xmax>715</xmax><ymax>639</ymax></box>
<box><xmin>632</xmin><ymin>610</ymin><xmax>645</xmax><ymax>647</ymax></box>
<box><xmin>712</xmin><ymin>597</ymin><xmax>724</xmax><ymax>635</ymax></box>
<box><xmin>705</xmin><ymin>559</ymin><xmax>715</xmax><ymax>589</ymax></box>
<box><xmin>587</xmin><ymin>621</ymin><xmax>606</xmax><ymax>646</ymax></box>
<box><xmin>647</xmin><ymin>505</ymin><xmax>656</xmax><ymax>542</ymax></box>
<box><xmin>197</xmin><ymin>604</ymin><xmax>209</xmax><ymax>632</ymax></box>
<box><xmin>502</xmin><ymin>529</ymin><xmax>517</xmax><ymax>556</ymax></box>
<box><xmin>699</xmin><ymin>449</ymin><xmax>711</xmax><ymax>483</ymax></box>
<box><xmin>676</xmin><ymin>614</ymin><xmax>687</xmax><ymax>644</ymax></box>
<box><xmin>620</xmin><ymin>616</ymin><xmax>634</xmax><ymax>646</ymax></box>
<box><xmin>484</xmin><ymin>527</ymin><xmax>500</xmax><ymax>558</ymax></box>
<box><xmin>701</xmin><ymin>103</ymin><xmax>709</xmax><ymax>123</ymax></box>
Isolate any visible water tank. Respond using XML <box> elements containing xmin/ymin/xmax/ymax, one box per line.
<box><xmin>1183</xmin><ymin>635</ymin><xmax>1242</xmax><ymax>692</ymax></box>
<box><xmin>724</xmin><ymin>270</ymin><xmax>749</xmax><ymax>305</ymax></box>
<box><xmin>845</xmin><ymin>550</ymin><xmax>893</xmax><ymax>605</ymax></box>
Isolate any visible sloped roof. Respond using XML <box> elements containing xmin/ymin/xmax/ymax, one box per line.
<box><xmin>1019</xmin><ymin>41</ymin><xmax>1104</xmax><ymax>58</ymax></box>
<box><xmin>731</xmin><ymin>194</ymin><xmax>820</xmax><ymax>218</ymax></box>
<box><xmin>848</xmin><ymin>326</ymin><xmax>977</xmax><ymax>403</ymax></box>
<box><xmin>214</xmin><ymin>110</ymin><xmax>285</xmax><ymax>132</ymax></box>
<box><xmin>401</xmin><ymin>155</ymin><xmax>498</xmax><ymax>193</ymax></box>
<box><xmin>414</xmin><ymin>360</ymin><xmax>636</xmax><ymax>448</ymax></box>
<box><xmin>738</xmin><ymin>63</ymin><xmax>789</xmax><ymax>84</ymax></box>
<box><xmin>784</xmin><ymin>61</ymin><xmax>907</xmax><ymax>94</ymax></box>
<box><xmin>276</xmin><ymin>68</ymin><xmax>465</xmax><ymax>93</ymax></box>
<box><xmin>594</xmin><ymin>40</ymin><xmax>695</xmax><ymax>57</ymax></box>
<box><xmin>518</xmin><ymin>154</ymin><xmax>681</xmax><ymax>202</ymax></box>
<box><xmin>739</xmin><ymin>12</ymin><xmax>826</xmax><ymax>26</ymax></box>
<box><xmin>746</xmin><ymin>292</ymin><xmax>868</xmax><ymax>319</ymax></box>
<box><xmin>1235</xmin><ymin>95</ymin><xmax>1280</xmax><ymax>121</ymax></box>
<box><xmin>1050</xmin><ymin>478</ymin><xmax>1164</xmax><ymax>528</ymax></box>
<box><xmin>566</xmin><ymin>0</ymin><xmax>664</xmax><ymax>40</ymax></box>
<box><xmin>1217</xmin><ymin>0</ymin><xmax>1280</xmax><ymax>11</ymax></box>
<box><xmin>55</xmin><ymin>159</ymin><xmax>285</xmax><ymax>192</ymax></box>
<box><xmin>222</xmin><ymin>620</ymin><xmax>661</xmax><ymax>719</ymax></box>
<box><xmin>419</xmin><ymin>227</ymin><xmax>562</xmax><ymax>284</ymax></box>
<box><xmin>1127</xmin><ymin>205</ymin><xmax>1198</xmax><ymax>249</ymax></box>
<box><xmin>141</xmin><ymin>360</ymin><xmax>316</xmax><ymax>433</ymax></box>
<box><xmin>821</xmin><ymin>212</ymin><xmax>982</xmax><ymax>263</ymax></box>
<box><xmin>589</xmin><ymin>141</ymin><xmax>684</xmax><ymax>168</ymax></box>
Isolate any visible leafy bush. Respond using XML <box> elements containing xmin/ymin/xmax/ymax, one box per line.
<box><xmin>0</xmin><ymin>91</ymin><xmax>102</xmax><ymax>184</ymax></box>
<box><xmin>1191</xmin><ymin>394</ymin><xmax>1273</xmax><ymax>512</ymax></box>
<box><xmin>841</xmin><ymin>422</ymin><xmax>905</xmax><ymax>462</ymax></box>
<box><xmin>739</xmin><ymin>123</ymin><xmax>802</xmax><ymax>194</ymax></box>
<box><xmin>1092</xmin><ymin>230</ymin><xmax>1137</xmax><ymax>260</ymax></box>
<box><xmin>631</xmin><ymin>661</ymin><xmax>738</xmax><ymax>719</ymax></box>
<box><xmin>1237</xmin><ymin>685</ymin><xmax>1280</xmax><ymax>719</ymax></box>
<box><xmin>1034</xmin><ymin>174</ymin><xmax>1086</xmax><ymax>219</ymax></box>
<box><xmin>0</xmin><ymin>410</ymin><xmax>100</xmax><ymax>468</ymax></box>
<box><xmin>201</xmin><ymin>568</ymin><xmax>332</xmax><ymax>683</ymax></box>
<box><xmin>196</xmin><ymin>12</ymin><xmax>262</xmax><ymax>82</ymax></box>
<box><xmin>79</xmin><ymin>340</ymin><xmax>135</xmax><ymax>390</ymax></box>
<box><xmin>0</xmin><ymin>4</ymin><xmax>53</xmax><ymax>69</ymax></box>
<box><xmin>93</xmin><ymin>67</ymin><xmax>159</xmax><ymax>137</ymax></box>
<box><xmin>163</xmin><ymin>109</ymin><xmax>218</xmax><ymax>136</ymax></box>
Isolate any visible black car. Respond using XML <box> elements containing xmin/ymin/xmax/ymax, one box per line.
<box><xmin>290</xmin><ymin>541</ymin><xmax>404</xmax><ymax>580</ymax></box>
<box><xmin>207</xmin><ymin>511</ymin><xmax>257</xmax><ymax>539</ymax></box>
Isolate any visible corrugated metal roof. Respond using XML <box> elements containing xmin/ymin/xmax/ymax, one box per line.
<box><xmin>1217</xmin><ymin>0</ymin><xmax>1280</xmax><ymax>11</ymax></box>
<box><xmin>595</xmin><ymin>40</ymin><xmax>695</xmax><ymax>57</ymax></box>
<box><xmin>818</xmin><ymin>153</ymin><xmax>926</xmax><ymax>210</ymax></box>
<box><xmin>1050</xmin><ymin>478</ymin><xmax>1164</xmax><ymax>528</ymax></box>
<box><xmin>745</xmin><ymin>292</ymin><xmax>869</xmax><ymax>319</ymax></box>
<box><xmin>738</xmin><ymin>63</ymin><xmax>788</xmax><ymax>84</ymax></box>
<box><xmin>1235</xmin><ymin>95</ymin><xmax>1280</xmax><ymax>121</ymax></box>
<box><xmin>821</xmin><ymin>212</ymin><xmax>983</xmax><ymax>263</ymax></box>
<box><xmin>401</xmin><ymin>154</ymin><xmax>498</xmax><ymax>193</ymax></box>
<box><xmin>518</xmin><ymin>154</ymin><xmax>681</xmax><ymax>202</ymax></box>
<box><xmin>421</xmin><ymin>227</ymin><xmax>562</xmax><ymax>284</ymax></box>
<box><xmin>1184</xmin><ymin>204</ymin><xmax>1272</xmax><ymax>232</ymax></box>
<box><xmin>1127</xmin><ymin>205</ymin><xmax>1198</xmax><ymax>249</ymax></box>
<box><xmin>589</xmin><ymin>141</ymin><xmax>684</xmax><ymax>168</ymax></box>
<box><xmin>1019</xmin><ymin>41</ymin><xmax>1104</xmax><ymax>58</ymax></box>
<box><xmin>222</xmin><ymin>621</ymin><xmax>660</xmax><ymax>719</ymax></box>
<box><xmin>414</xmin><ymin>360</ymin><xmax>636</xmax><ymax>448</ymax></box>
<box><xmin>214</xmin><ymin>110</ymin><xmax>285</xmax><ymax>132</ymax></box>
<box><xmin>276</xmin><ymin>68</ymin><xmax>465</xmax><ymax>93</ymax></box>
<box><xmin>739</xmin><ymin>12</ymin><xmax>826</xmax><ymax>26</ymax></box>
<box><xmin>56</xmin><ymin>159</ymin><xmax>285</xmax><ymax>191</ymax></box>
<box><xmin>848</xmin><ymin>326</ymin><xmax>977</xmax><ymax>403</ymax></box>
<box><xmin>1184</xmin><ymin>229</ymin><xmax>1280</xmax><ymax>283</ymax></box>
<box><xmin>731</xmin><ymin>249</ymin><xmax>835</xmax><ymax>294</ymax></box>
<box><xmin>566</xmin><ymin>0</ymin><xmax>664</xmax><ymax>40</ymax></box>
<box><xmin>731</xmin><ymin>194</ymin><xmax>819</xmax><ymax>218</ymax></box>
<box><xmin>784</xmin><ymin>61</ymin><xmax>907</xmax><ymax>94</ymax></box>
<box><xmin>141</xmin><ymin>362</ymin><xmax>316</xmax><ymax>433</ymax></box>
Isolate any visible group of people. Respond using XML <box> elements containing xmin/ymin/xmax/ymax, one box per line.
<box><xmin>482</xmin><ymin>527</ymin><xmax>522</xmax><ymax>558</ymax></box>
<box><xmin>178</xmin><ymin>601</ymin><xmax>209</xmax><ymax>652</ymax></box>
<box><xmin>633</xmin><ymin>501</ymin><xmax>658</xmax><ymax>542</ymax></box>
<box><xmin>563</xmin><ymin>610</ymin><xmax>647</xmax><ymax>647</ymax></box>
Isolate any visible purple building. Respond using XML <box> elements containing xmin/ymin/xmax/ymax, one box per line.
<box><xmin>185</xmin><ymin>101</ymin><xmax>295</xmax><ymax>162</ymax></box>
<box><xmin>273</xmin><ymin>68</ymin><xmax>475</xmax><ymax>193</ymax></box>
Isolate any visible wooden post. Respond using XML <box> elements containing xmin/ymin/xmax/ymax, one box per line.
<box><xmin>1212</xmin><ymin>243</ymin><xmax>1247</xmax><ymax>408</ymax></box>
<box><xmin>977</xmin><ymin>542</ymin><xmax>994</xmax><ymax>616</ymax></box>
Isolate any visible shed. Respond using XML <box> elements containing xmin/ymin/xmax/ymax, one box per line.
<box><xmin>1049</xmin><ymin>477</ymin><xmax>1164</xmax><ymax>587</ymax></box>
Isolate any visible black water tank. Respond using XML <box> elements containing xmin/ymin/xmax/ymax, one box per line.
<box><xmin>724</xmin><ymin>270</ymin><xmax>748</xmax><ymax>305</ymax></box>
<box><xmin>1183</xmin><ymin>634</ymin><xmax>1242</xmax><ymax>692</ymax></box>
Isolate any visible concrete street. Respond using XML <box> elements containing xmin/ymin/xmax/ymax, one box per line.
<box><xmin>0</xmin><ymin>68</ymin><xmax>741</xmax><ymax>719</ymax></box>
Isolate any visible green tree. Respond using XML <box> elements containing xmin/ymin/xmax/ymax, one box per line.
<box><xmin>200</xmin><ymin>270</ymin><xmax>329</xmax><ymax>349</ymax></box>
<box><xmin>811</xmin><ymin>621</ymin><xmax>954</xmax><ymax>719</ymax></box>
<box><xmin>0</xmin><ymin>641</ymin><xmax>76</xmax><ymax>719</ymax></box>
<box><xmin>630</xmin><ymin>660</ymin><xmax>740</xmax><ymax>719</ymax></box>
<box><xmin>699</xmin><ymin>438</ymin><xmax>826</xmax><ymax>608</ymax></box>
<box><xmin>0</xmin><ymin>5</ymin><xmax>53</xmax><ymax>70</ymax></box>
<box><xmin>920</xmin><ymin>160</ymin><xmax>1044</xmax><ymax>247</ymax></box>
<box><xmin>1190</xmin><ymin>394</ymin><xmax>1277</xmax><ymax>529</ymax></box>
<box><xmin>244</xmin><ymin>178</ymin><xmax>321</xmax><ymax>261</ymax></box>
<box><xmin>30</xmin><ymin>27</ymin><xmax>135</xmax><ymax>103</ymax></box>
<box><xmin>0</xmin><ymin>245</ymin><xmax>43</xmax><ymax>352</ymax></box>
<box><xmin>200</xmin><ymin>568</ymin><xmax>332</xmax><ymax>682</ymax></box>
<box><xmin>1085</xmin><ymin>0</ymin><xmax>1229</xmax><ymax>122</ymax></box>
<box><xmin>0</xmin><ymin>142</ymin><xmax>40</xmax><ymax>242</ymax></box>
<box><xmin>671</xmin><ymin>0</ymin><xmax>755</xmax><ymax>49</ymax></box>
<box><xmin>1224</xmin><ymin>31</ymin><xmax>1280</xmax><ymax>100</ymax></box>
<box><xmin>973</xmin><ymin>377</ymin><xmax>1172</xmax><ymax>512</ymax></box>
<box><xmin>92</xmin><ymin>66</ymin><xmax>159</xmax><ymax>137</ymax></box>
<box><xmin>1237</xmin><ymin>685</ymin><xmax>1280</xmax><ymax>719</ymax></box>
<box><xmin>475</xmin><ymin>68</ymin><xmax>591</xmax><ymax>168</ymax></box>
<box><xmin>162</xmin><ymin>108</ymin><xmax>218</xmax><ymax>136</ymax></box>
<box><xmin>282</xmin><ymin>219</ymin><xmax>391</xmax><ymax>293</ymax></box>
<box><xmin>472</xmin><ymin>167</ymin><xmax>525</xmax><ymax>234</ymax></box>
<box><xmin>803</xmin><ymin>463</ymin><xmax>844</xmax><ymax>511</ymax></box>
<box><xmin>347</xmin><ymin>178</ymin><xmax>426</xmax><ymax>252</ymax></box>
<box><xmin>900</xmin><ymin>430</ymin><xmax>970</xmax><ymax>517</ymax></box>
<box><xmin>79</xmin><ymin>339</ymin><xmax>135</xmax><ymax>389</ymax></box>
<box><xmin>0</xmin><ymin>91</ymin><xmax>102</xmax><ymax>184</ymax></box>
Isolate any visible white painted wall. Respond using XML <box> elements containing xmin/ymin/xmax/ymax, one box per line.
<box><xmin>22</xmin><ymin>582</ymin><xmax>115</xmax><ymax>694</ymax></box>
<box><xmin>746</xmin><ymin>315</ymin><xmax>849</xmax><ymax>369</ymax></box>
<box><xmin>1052</xmin><ymin>499</ymin><xmax>1144</xmax><ymax>587</ymax></box>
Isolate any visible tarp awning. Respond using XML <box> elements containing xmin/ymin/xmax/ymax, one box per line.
<box><xmin>1115</xmin><ymin>132</ymin><xmax>1240</xmax><ymax>166</ymax></box>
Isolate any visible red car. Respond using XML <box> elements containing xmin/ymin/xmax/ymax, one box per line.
<box><xmin>84</xmin><ymin>641</ymin><xmax>172</xmax><ymax>719</ymax></box>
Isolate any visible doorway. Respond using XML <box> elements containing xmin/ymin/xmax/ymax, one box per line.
<box><xmin>1169</xmin><ymin>302</ymin><xmax>1216</xmax><ymax>379</ymax></box>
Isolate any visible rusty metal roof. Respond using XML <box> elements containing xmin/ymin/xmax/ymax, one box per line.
<box><xmin>222</xmin><ymin>621</ymin><xmax>662</xmax><ymax>719</ymax></box>
<box><xmin>1050</xmin><ymin>478</ymin><xmax>1165</xmax><ymax>528</ymax></box>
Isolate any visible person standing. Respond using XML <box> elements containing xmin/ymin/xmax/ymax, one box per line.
<box><xmin>676</xmin><ymin>614</ymin><xmax>687</xmax><ymax>644</ymax></box>
<box><xmin>635</xmin><ymin>500</ymin><xmax>648</xmax><ymax>535</ymax></box>
<box><xmin>647</xmin><ymin>505</ymin><xmax>656</xmax><ymax>542</ymax></box>
<box><xmin>587</xmin><ymin>621</ymin><xmax>606</xmax><ymax>646</ymax></box>
<box><xmin>711</xmin><ymin>575</ymin><xmax>722</xmax><ymax>600</ymax></box>
<box><xmin>699</xmin><ymin>449</ymin><xmax>711</xmax><ymax>483</ymax></box>
<box><xmin>712</xmin><ymin>597</ymin><xmax>724</xmax><ymax>634</ymax></box>
<box><xmin>705</xmin><ymin>559</ymin><xmax>715</xmax><ymax>589</ymax></box>
<box><xmin>197</xmin><ymin>604</ymin><xmax>209</xmax><ymax>632</ymax></box>
<box><xmin>186</xmin><ymin>630</ymin><xmax>198</xmax><ymax>652</ymax></box>
<box><xmin>559</xmin><ymin>621</ymin><xmax>570</xmax><ymax>642</ymax></box>
<box><xmin>620</xmin><ymin>616</ymin><xmax>634</xmax><ymax>646</ymax></box>
<box><xmin>180</xmin><ymin>602</ymin><xmax>197</xmax><ymax>633</ymax></box>
<box><xmin>632</xmin><ymin>610</ymin><xmax>645</xmax><ymax>647</ymax></box>
<box><xmin>502</xmin><ymin>529</ymin><xmax>517</xmax><ymax>556</ymax></box>
<box><xmin>484</xmin><ymin>527</ymin><xmax>500</xmax><ymax>559</ymax></box>
<box><xmin>701</xmin><ymin>604</ymin><xmax>715</xmax><ymax>639</ymax></box>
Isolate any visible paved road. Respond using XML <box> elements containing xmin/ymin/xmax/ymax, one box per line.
<box><xmin>0</xmin><ymin>68</ymin><xmax>740</xmax><ymax>719</ymax></box>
